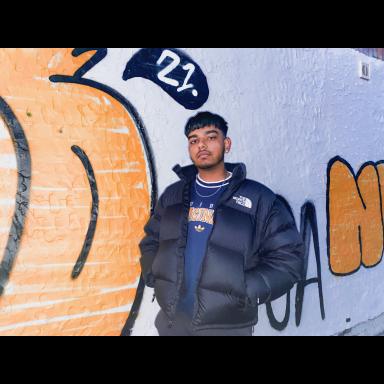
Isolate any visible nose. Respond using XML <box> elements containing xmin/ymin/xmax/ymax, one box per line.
<box><xmin>198</xmin><ymin>138</ymin><xmax>208</xmax><ymax>150</ymax></box>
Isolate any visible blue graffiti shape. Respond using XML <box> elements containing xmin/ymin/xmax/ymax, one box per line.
<box><xmin>123</xmin><ymin>48</ymin><xmax>209</xmax><ymax>110</ymax></box>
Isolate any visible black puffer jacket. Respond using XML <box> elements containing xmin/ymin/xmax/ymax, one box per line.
<box><xmin>140</xmin><ymin>162</ymin><xmax>304</xmax><ymax>330</ymax></box>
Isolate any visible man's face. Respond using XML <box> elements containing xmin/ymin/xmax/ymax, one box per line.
<box><xmin>188</xmin><ymin>125</ymin><xmax>230</xmax><ymax>170</ymax></box>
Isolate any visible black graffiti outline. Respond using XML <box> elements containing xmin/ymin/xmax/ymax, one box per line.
<box><xmin>326</xmin><ymin>156</ymin><xmax>384</xmax><ymax>277</ymax></box>
<box><xmin>70</xmin><ymin>145</ymin><xmax>99</xmax><ymax>279</ymax></box>
<box><xmin>266</xmin><ymin>293</ymin><xmax>291</xmax><ymax>331</ymax></box>
<box><xmin>71</xmin><ymin>48</ymin><xmax>108</xmax><ymax>80</ymax></box>
<box><xmin>265</xmin><ymin>199</ymin><xmax>325</xmax><ymax>331</ymax></box>
<box><xmin>50</xmin><ymin>48</ymin><xmax>159</xmax><ymax>336</ymax></box>
<box><xmin>295</xmin><ymin>202</ymin><xmax>325</xmax><ymax>325</ymax></box>
<box><xmin>0</xmin><ymin>97</ymin><xmax>31</xmax><ymax>295</ymax></box>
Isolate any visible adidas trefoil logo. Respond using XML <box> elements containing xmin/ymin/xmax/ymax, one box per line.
<box><xmin>195</xmin><ymin>225</ymin><xmax>205</xmax><ymax>233</ymax></box>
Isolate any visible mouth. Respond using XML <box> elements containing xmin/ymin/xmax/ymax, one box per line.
<box><xmin>198</xmin><ymin>152</ymin><xmax>211</xmax><ymax>159</ymax></box>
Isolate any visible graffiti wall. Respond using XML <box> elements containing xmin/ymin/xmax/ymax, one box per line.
<box><xmin>0</xmin><ymin>48</ymin><xmax>152</xmax><ymax>335</ymax></box>
<box><xmin>1</xmin><ymin>48</ymin><xmax>384</xmax><ymax>336</ymax></box>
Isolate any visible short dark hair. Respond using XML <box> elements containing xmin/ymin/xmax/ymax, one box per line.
<box><xmin>185</xmin><ymin>112</ymin><xmax>228</xmax><ymax>138</ymax></box>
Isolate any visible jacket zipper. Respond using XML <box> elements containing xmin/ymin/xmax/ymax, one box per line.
<box><xmin>170</xmin><ymin>171</ymin><xmax>242</xmax><ymax>330</ymax></box>
<box><xmin>190</xmin><ymin>207</ymin><xmax>220</xmax><ymax>329</ymax></box>
<box><xmin>190</xmin><ymin>182</ymin><xmax>236</xmax><ymax>329</ymax></box>
<box><xmin>190</xmin><ymin>179</ymin><xmax>243</xmax><ymax>330</ymax></box>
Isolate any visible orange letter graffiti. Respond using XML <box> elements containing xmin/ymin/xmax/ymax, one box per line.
<box><xmin>328</xmin><ymin>157</ymin><xmax>384</xmax><ymax>275</ymax></box>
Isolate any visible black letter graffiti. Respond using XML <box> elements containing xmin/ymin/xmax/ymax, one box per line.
<box><xmin>266</xmin><ymin>292</ymin><xmax>291</xmax><ymax>331</ymax></box>
<box><xmin>266</xmin><ymin>199</ymin><xmax>325</xmax><ymax>331</ymax></box>
<box><xmin>295</xmin><ymin>202</ymin><xmax>325</xmax><ymax>326</ymax></box>
<box><xmin>0</xmin><ymin>98</ymin><xmax>31</xmax><ymax>295</ymax></box>
<box><xmin>70</xmin><ymin>145</ymin><xmax>99</xmax><ymax>279</ymax></box>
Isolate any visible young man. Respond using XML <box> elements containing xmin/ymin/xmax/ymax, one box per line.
<box><xmin>139</xmin><ymin>112</ymin><xmax>304</xmax><ymax>336</ymax></box>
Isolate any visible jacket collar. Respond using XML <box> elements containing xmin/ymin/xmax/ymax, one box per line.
<box><xmin>173</xmin><ymin>162</ymin><xmax>247</xmax><ymax>185</ymax></box>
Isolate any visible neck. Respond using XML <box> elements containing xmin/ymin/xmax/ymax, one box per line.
<box><xmin>197</xmin><ymin>163</ymin><xmax>229</xmax><ymax>183</ymax></box>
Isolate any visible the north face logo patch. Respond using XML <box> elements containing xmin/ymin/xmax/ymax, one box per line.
<box><xmin>233</xmin><ymin>195</ymin><xmax>253</xmax><ymax>209</ymax></box>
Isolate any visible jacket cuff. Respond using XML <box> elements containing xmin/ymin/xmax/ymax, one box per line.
<box><xmin>246</xmin><ymin>270</ymin><xmax>272</xmax><ymax>305</ymax></box>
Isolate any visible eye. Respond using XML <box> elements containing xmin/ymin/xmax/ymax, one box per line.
<box><xmin>209</xmin><ymin>136</ymin><xmax>217</xmax><ymax>140</ymax></box>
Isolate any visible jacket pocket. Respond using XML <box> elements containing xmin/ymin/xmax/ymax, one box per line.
<box><xmin>154</xmin><ymin>278</ymin><xmax>177</xmax><ymax>315</ymax></box>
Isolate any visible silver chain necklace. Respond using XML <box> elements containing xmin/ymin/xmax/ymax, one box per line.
<box><xmin>194</xmin><ymin>172</ymin><xmax>231</xmax><ymax>198</ymax></box>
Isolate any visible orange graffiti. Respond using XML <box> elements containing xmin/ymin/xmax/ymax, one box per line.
<box><xmin>328</xmin><ymin>157</ymin><xmax>384</xmax><ymax>275</ymax></box>
<box><xmin>0</xmin><ymin>48</ymin><xmax>150</xmax><ymax>335</ymax></box>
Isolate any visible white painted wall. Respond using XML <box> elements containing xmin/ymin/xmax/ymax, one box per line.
<box><xmin>87</xmin><ymin>48</ymin><xmax>384</xmax><ymax>336</ymax></box>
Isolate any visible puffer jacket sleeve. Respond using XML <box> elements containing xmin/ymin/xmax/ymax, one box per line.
<box><xmin>246</xmin><ymin>197</ymin><xmax>305</xmax><ymax>305</ymax></box>
<box><xmin>139</xmin><ymin>190</ymin><xmax>167</xmax><ymax>288</ymax></box>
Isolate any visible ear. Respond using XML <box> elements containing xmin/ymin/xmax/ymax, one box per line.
<box><xmin>224</xmin><ymin>137</ymin><xmax>232</xmax><ymax>152</ymax></box>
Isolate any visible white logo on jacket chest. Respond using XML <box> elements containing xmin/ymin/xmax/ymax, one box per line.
<box><xmin>233</xmin><ymin>195</ymin><xmax>253</xmax><ymax>209</ymax></box>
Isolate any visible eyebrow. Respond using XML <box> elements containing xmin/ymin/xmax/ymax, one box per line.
<box><xmin>188</xmin><ymin>130</ymin><xmax>220</xmax><ymax>140</ymax></box>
